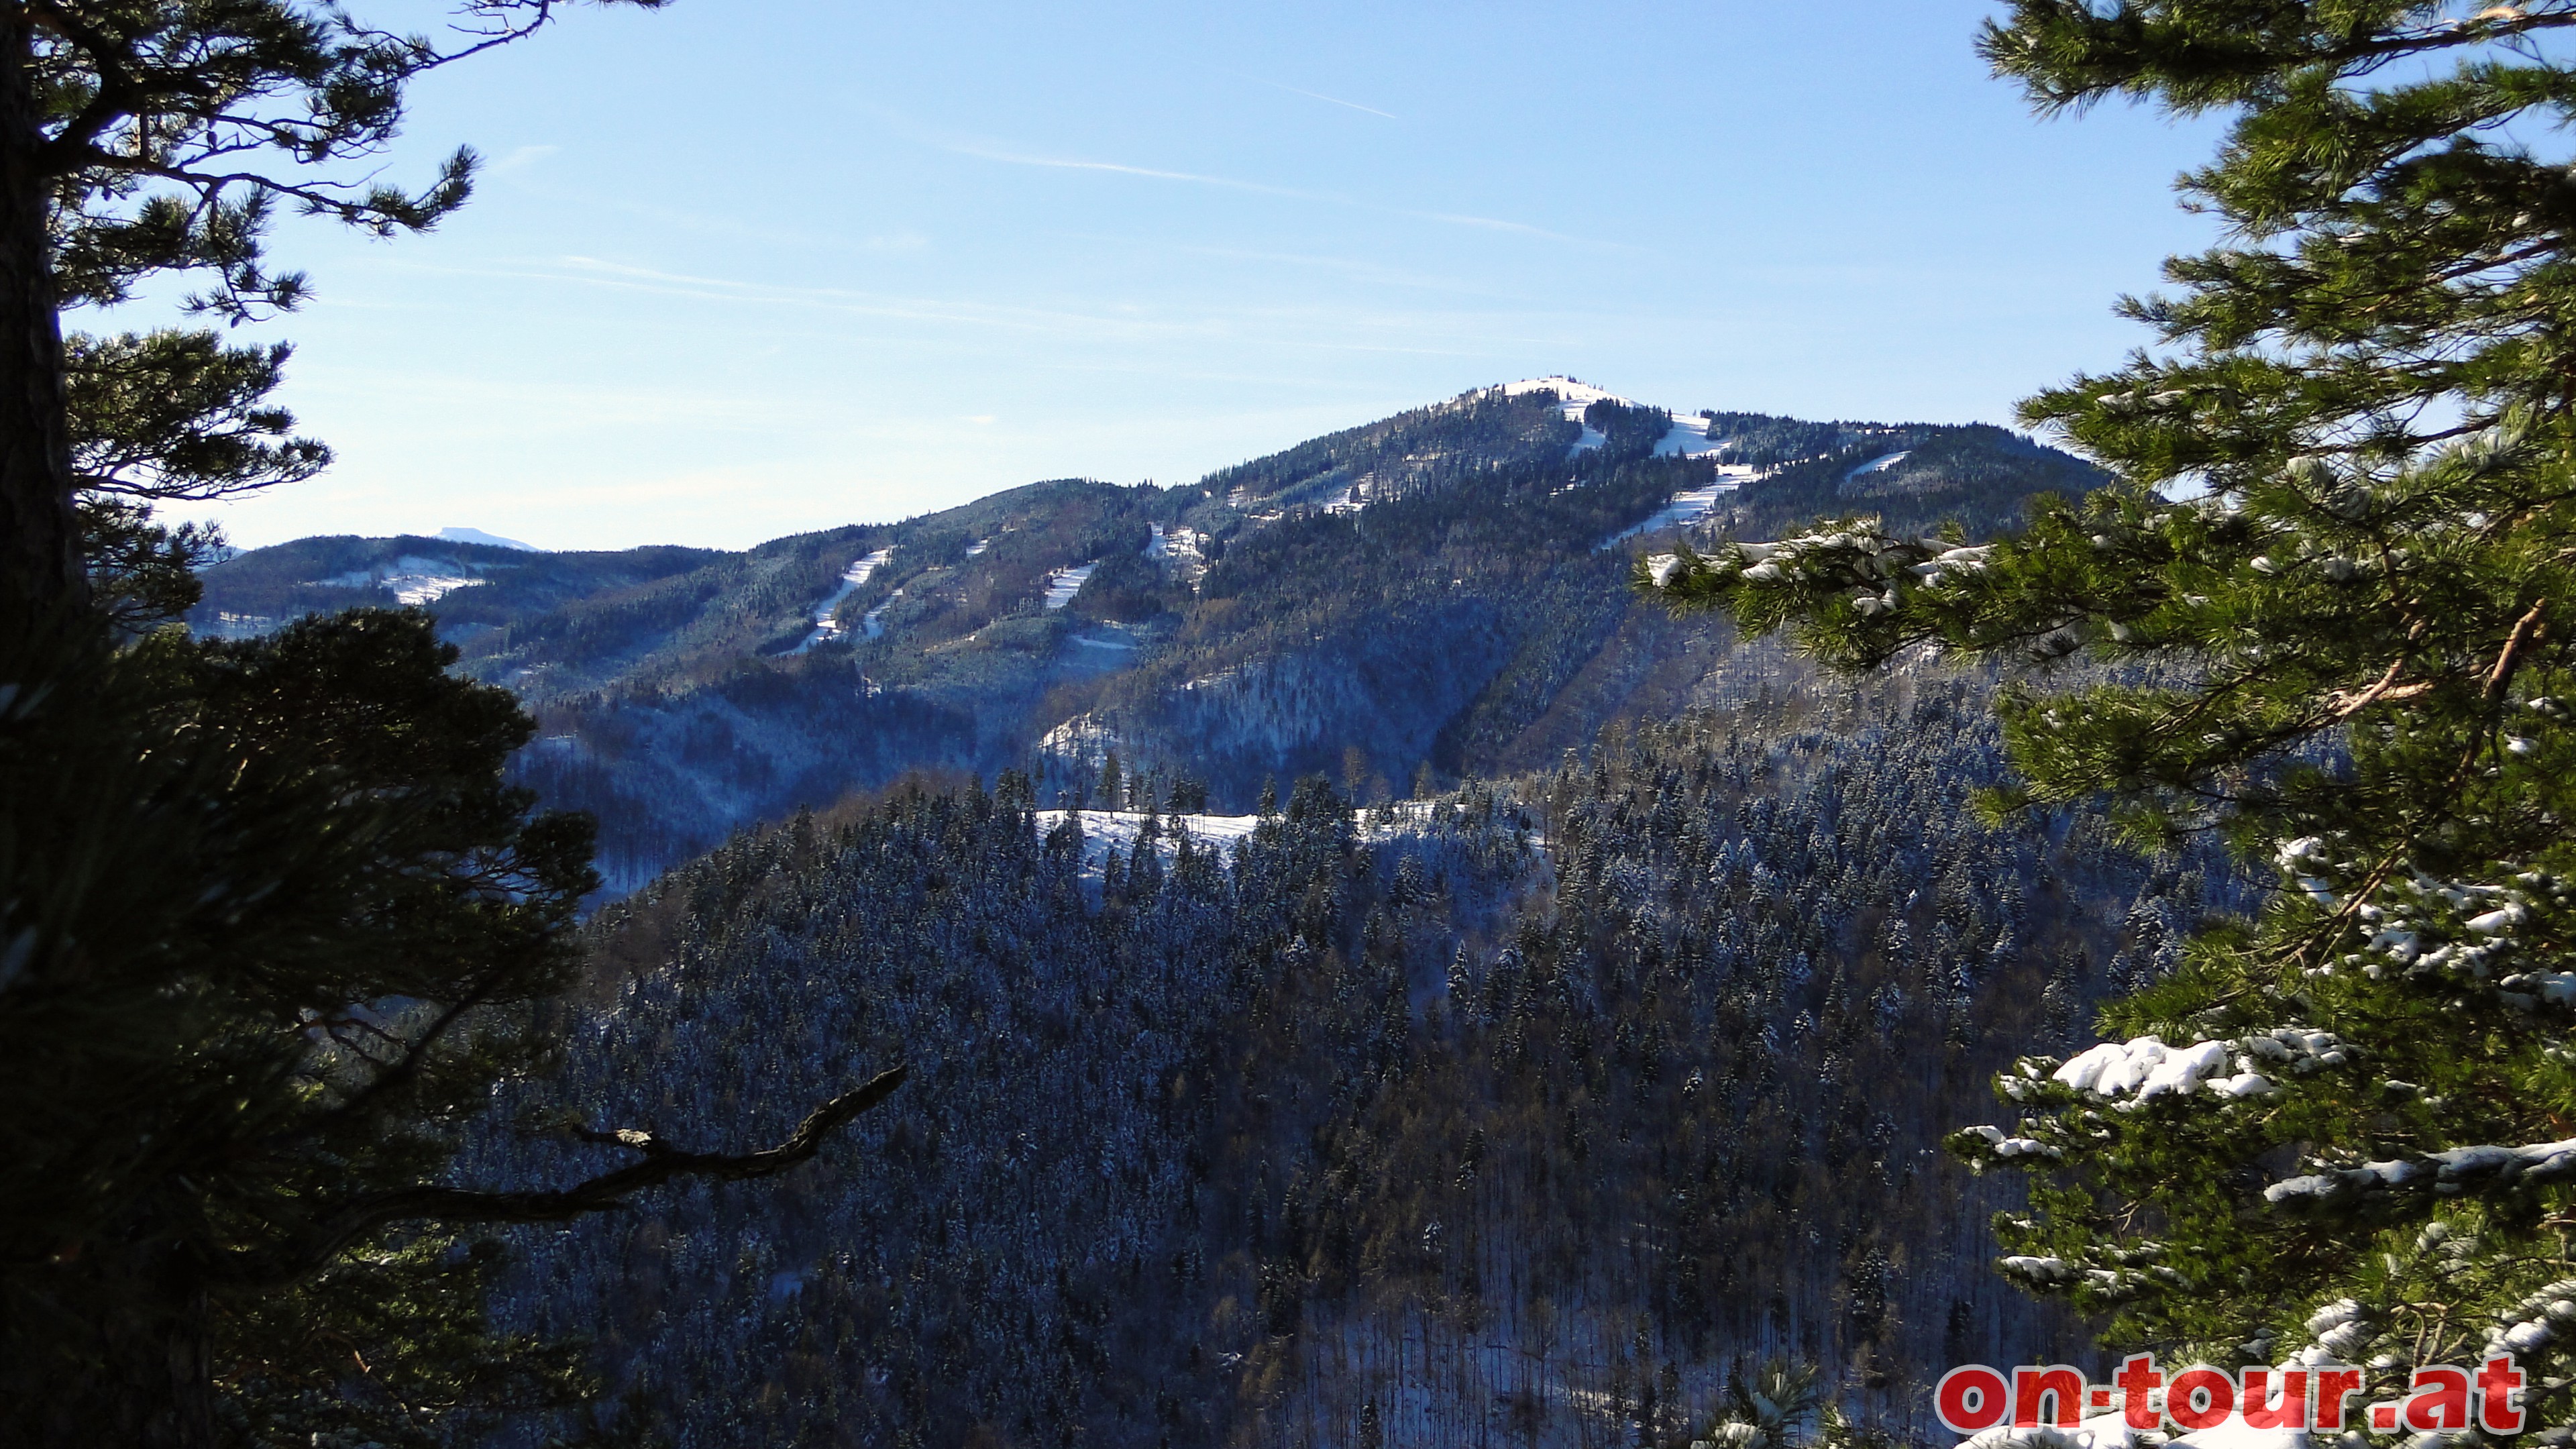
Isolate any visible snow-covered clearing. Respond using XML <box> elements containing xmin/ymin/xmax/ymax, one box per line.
<box><xmin>321</xmin><ymin>554</ymin><xmax>491</xmax><ymax>605</ymax></box>
<box><xmin>1030</xmin><ymin>801</ymin><xmax>1525</xmax><ymax>881</ymax></box>
<box><xmin>1501</xmin><ymin>377</ymin><xmax>1740</xmax><ymax>463</ymax></box>
<box><xmin>1502</xmin><ymin>375</ymin><xmax>1628</xmax><ymax>409</ymax></box>
<box><xmin>389</xmin><ymin>574</ymin><xmax>484</xmax><ymax>605</ymax></box>
<box><xmin>1032</xmin><ymin>810</ymin><xmax>1260</xmax><ymax>873</ymax></box>
<box><xmin>788</xmin><ymin>547</ymin><xmax>895</xmax><ymax>653</ymax></box>
<box><xmin>1505</xmin><ymin>376</ymin><xmax>1628</xmax><ymax>458</ymax></box>
<box><xmin>965</xmin><ymin>537</ymin><xmax>991</xmax><ymax>557</ymax></box>
<box><xmin>1652</xmin><ymin>419</ymin><xmax>1730</xmax><ymax>458</ymax></box>
<box><xmin>1042</xmin><ymin>563</ymin><xmax>1096</xmax><ymax>609</ymax></box>
<box><xmin>1146</xmin><ymin>523</ymin><xmax>1212</xmax><ymax>588</ymax></box>
<box><xmin>1599</xmin><ymin>469</ymin><xmax>1760</xmax><ymax>550</ymax></box>
<box><xmin>1848</xmin><ymin>449</ymin><xmax>1913</xmax><ymax>482</ymax></box>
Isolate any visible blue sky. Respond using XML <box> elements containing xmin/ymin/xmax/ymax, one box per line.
<box><xmin>158</xmin><ymin>1</ymin><xmax>2227</xmax><ymax>552</ymax></box>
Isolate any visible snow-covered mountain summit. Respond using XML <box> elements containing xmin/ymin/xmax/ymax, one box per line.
<box><xmin>198</xmin><ymin>380</ymin><xmax>2106</xmax><ymax>888</ymax></box>
<box><xmin>437</xmin><ymin>527</ymin><xmax>543</xmax><ymax>551</ymax></box>
<box><xmin>1493</xmin><ymin>375</ymin><xmax>1739</xmax><ymax>462</ymax></box>
<box><xmin>1499</xmin><ymin>374</ymin><xmax>1632</xmax><ymax>408</ymax></box>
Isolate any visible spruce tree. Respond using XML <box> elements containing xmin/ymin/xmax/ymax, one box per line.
<box><xmin>1645</xmin><ymin>0</ymin><xmax>2576</xmax><ymax>1428</ymax></box>
<box><xmin>72</xmin><ymin>328</ymin><xmax>331</xmax><ymax>627</ymax></box>
<box><xmin>0</xmin><ymin>610</ymin><xmax>908</xmax><ymax>1446</ymax></box>
<box><xmin>0</xmin><ymin>0</ymin><xmax>664</xmax><ymax>626</ymax></box>
<box><xmin>0</xmin><ymin>7</ymin><xmax>917</xmax><ymax>1446</ymax></box>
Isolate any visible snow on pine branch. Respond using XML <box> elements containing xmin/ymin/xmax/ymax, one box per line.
<box><xmin>1644</xmin><ymin>526</ymin><xmax>1996</xmax><ymax>616</ymax></box>
<box><xmin>2278</xmin><ymin>837</ymin><xmax>2576</xmax><ymax>1006</ymax></box>
<box><xmin>2264</xmin><ymin>1136</ymin><xmax>2576</xmax><ymax>1214</ymax></box>
<box><xmin>2483</xmin><ymin>1278</ymin><xmax>2576</xmax><ymax>1363</ymax></box>
<box><xmin>1954</xmin><ymin>1030</ymin><xmax>2350</xmax><ymax>1175</ymax></box>
<box><xmin>1981</xmin><ymin>1028</ymin><xmax>2350</xmax><ymax>1118</ymax></box>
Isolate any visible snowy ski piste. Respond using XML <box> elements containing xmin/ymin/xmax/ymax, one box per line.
<box><xmin>1495</xmin><ymin>377</ymin><xmax>1758</xmax><ymax>546</ymax></box>
<box><xmin>1042</xmin><ymin>562</ymin><xmax>1097</xmax><ymax>609</ymax></box>
<box><xmin>791</xmin><ymin>376</ymin><xmax>1754</xmax><ymax>642</ymax></box>
<box><xmin>1030</xmin><ymin>802</ymin><xmax>1529</xmax><ymax>881</ymax></box>
<box><xmin>788</xmin><ymin>547</ymin><xmax>894</xmax><ymax>653</ymax></box>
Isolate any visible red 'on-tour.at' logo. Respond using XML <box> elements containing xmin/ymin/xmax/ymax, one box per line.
<box><xmin>1935</xmin><ymin>1356</ymin><xmax>2529</xmax><ymax>1437</ymax></box>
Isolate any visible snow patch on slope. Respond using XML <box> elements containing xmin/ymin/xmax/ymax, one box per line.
<box><xmin>1504</xmin><ymin>376</ymin><xmax>1630</xmax><ymax>458</ymax></box>
<box><xmin>1034</xmin><ymin>810</ymin><xmax>1260</xmax><ymax>873</ymax></box>
<box><xmin>1599</xmin><ymin>472</ymin><xmax>1758</xmax><ymax>549</ymax></box>
<box><xmin>861</xmin><ymin>590</ymin><xmax>902</xmax><ymax>639</ymax></box>
<box><xmin>1848</xmin><ymin>449</ymin><xmax>1913</xmax><ymax>482</ymax></box>
<box><xmin>320</xmin><ymin>554</ymin><xmax>492</xmax><ymax>605</ymax></box>
<box><xmin>1030</xmin><ymin>802</ymin><xmax>1508</xmax><ymax>881</ymax></box>
<box><xmin>788</xmin><ymin>547</ymin><xmax>895</xmax><ymax>653</ymax></box>
<box><xmin>1501</xmin><ymin>376</ymin><xmax>1630</xmax><ymax>409</ymax></box>
<box><xmin>1653</xmin><ymin>418</ymin><xmax>1730</xmax><ymax>458</ymax></box>
<box><xmin>390</xmin><ymin>575</ymin><xmax>484</xmax><ymax>605</ymax></box>
<box><xmin>1043</xmin><ymin>563</ymin><xmax>1097</xmax><ymax>610</ymax></box>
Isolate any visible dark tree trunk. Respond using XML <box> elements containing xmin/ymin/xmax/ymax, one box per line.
<box><xmin>0</xmin><ymin>13</ymin><xmax>79</xmax><ymax>630</ymax></box>
<box><xmin>0</xmin><ymin>1247</ymin><xmax>216</xmax><ymax>1449</ymax></box>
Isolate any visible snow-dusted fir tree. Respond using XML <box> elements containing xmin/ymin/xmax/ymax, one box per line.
<box><xmin>1646</xmin><ymin>0</ymin><xmax>2576</xmax><ymax>1429</ymax></box>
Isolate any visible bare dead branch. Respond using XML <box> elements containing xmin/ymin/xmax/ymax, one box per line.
<box><xmin>215</xmin><ymin>1064</ymin><xmax>908</xmax><ymax>1288</ymax></box>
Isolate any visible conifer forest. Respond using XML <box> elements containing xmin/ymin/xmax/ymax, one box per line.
<box><xmin>14</xmin><ymin>4</ymin><xmax>2576</xmax><ymax>1449</ymax></box>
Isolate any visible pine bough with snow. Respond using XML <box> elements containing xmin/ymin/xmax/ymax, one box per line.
<box><xmin>1644</xmin><ymin>4</ymin><xmax>2576</xmax><ymax>1443</ymax></box>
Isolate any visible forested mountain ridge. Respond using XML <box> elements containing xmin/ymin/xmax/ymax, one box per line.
<box><xmin>193</xmin><ymin>380</ymin><xmax>2107</xmax><ymax>890</ymax></box>
<box><xmin>469</xmin><ymin>653</ymin><xmax>2240</xmax><ymax>1448</ymax></box>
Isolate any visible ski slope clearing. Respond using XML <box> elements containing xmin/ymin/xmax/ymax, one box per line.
<box><xmin>1030</xmin><ymin>802</ymin><xmax>1534</xmax><ymax>882</ymax></box>
<box><xmin>861</xmin><ymin>590</ymin><xmax>901</xmax><ymax>639</ymax></box>
<box><xmin>1504</xmin><ymin>376</ymin><xmax>1627</xmax><ymax>458</ymax></box>
<box><xmin>1653</xmin><ymin>419</ymin><xmax>1729</xmax><ymax>458</ymax></box>
<box><xmin>1848</xmin><ymin>449</ymin><xmax>1912</xmax><ymax>482</ymax></box>
<box><xmin>788</xmin><ymin>547</ymin><xmax>895</xmax><ymax>653</ymax></box>
<box><xmin>387</xmin><ymin>574</ymin><xmax>484</xmax><ymax>605</ymax></box>
<box><xmin>1599</xmin><ymin>473</ymin><xmax>1756</xmax><ymax>549</ymax></box>
<box><xmin>1501</xmin><ymin>375</ymin><xmax>1629</xmax><ymax>409</ymax></box>
<box><xmin>1499</xmin><ymin>377</ymin><xmax>1738</xmax><ymax>462</ymax></box>
<box><xmin>1032</xmin><ymin>810</ymin><xmax>1259</xmax><ymax>874</ymax></box>
<box><xmin>1043</xmin><ymin>562</ymin><xmax>1097</xmax><ymax>609</ymax></box>
<box><xmin>322</xmin><ymin>555</ymin><xmax>490</xmax><ymax>605</ymax></box>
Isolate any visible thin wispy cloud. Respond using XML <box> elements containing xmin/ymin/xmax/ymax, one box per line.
<box><xmin>1405</xmin><ymin>210</ymin><xmax>1633</xmax><ymax>250</ymax></box>
<box><xmin>376</xmin><ymin>253</ymin><xmax>1610</xmax><ymax>369</ymax></box>
<box><xmin>945</xmin><ymin>139</ymin><xmax>1633</xmax><ymax>250</ymax></box>
<box><xmin>1158</xmin><ymin>241</ymin><xmax>1496</xmax><ymax>296</ymax></box>
<box><xmin>415</xmin><ymin>255</ymin><xmax>1458</xmax><ymax>352</ymax></box>
<box><xmin>1253</xmin><ymin>79</ymin><xmax>1397</xmax><ymax>121</ymax></box>
<box><xmin>945</xmin><ymin>144</ymin><xmax>1318</xmax><ymax>201</ymax></box>
<box><xmin>484</xmin><ymin>144</ymin><xmax>560</xmax><ymax>177</ymax></box>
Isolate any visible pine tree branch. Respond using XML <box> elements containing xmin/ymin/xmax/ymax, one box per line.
<box><xmin>2323</xmin><ymin>655</ymin><xmax>2432</xmax><ymax>721</ymax></box>
<box><xmin>2483</xmin><ymin>598</ymin><xmax>2548</xmax><ymax>702</ymax></box>
<box><xmin>2267</xmin><ymin>1135</ymin><xmax>2576</xmax><ymax>1216</ymax></box>
<box><xmin>291</xmin><ymin>970</ymin><xmax>513</xmax><ymax>1139</ymax></box>
<box><xmin>215</xmin><ymin>1063</ymin><xmax>908</xmax><ymax>1288</ymax></box>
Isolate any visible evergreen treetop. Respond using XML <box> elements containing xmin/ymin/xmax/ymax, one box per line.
<box><xmin>1646</xmin><ymin>0</ymin><xmax>2576</xmax><ymax>1423</ymax></box>
<box><xmin>0</xmin><ymin>0</ymin><xmax>664</xmax><ymax>625</ymax></box>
